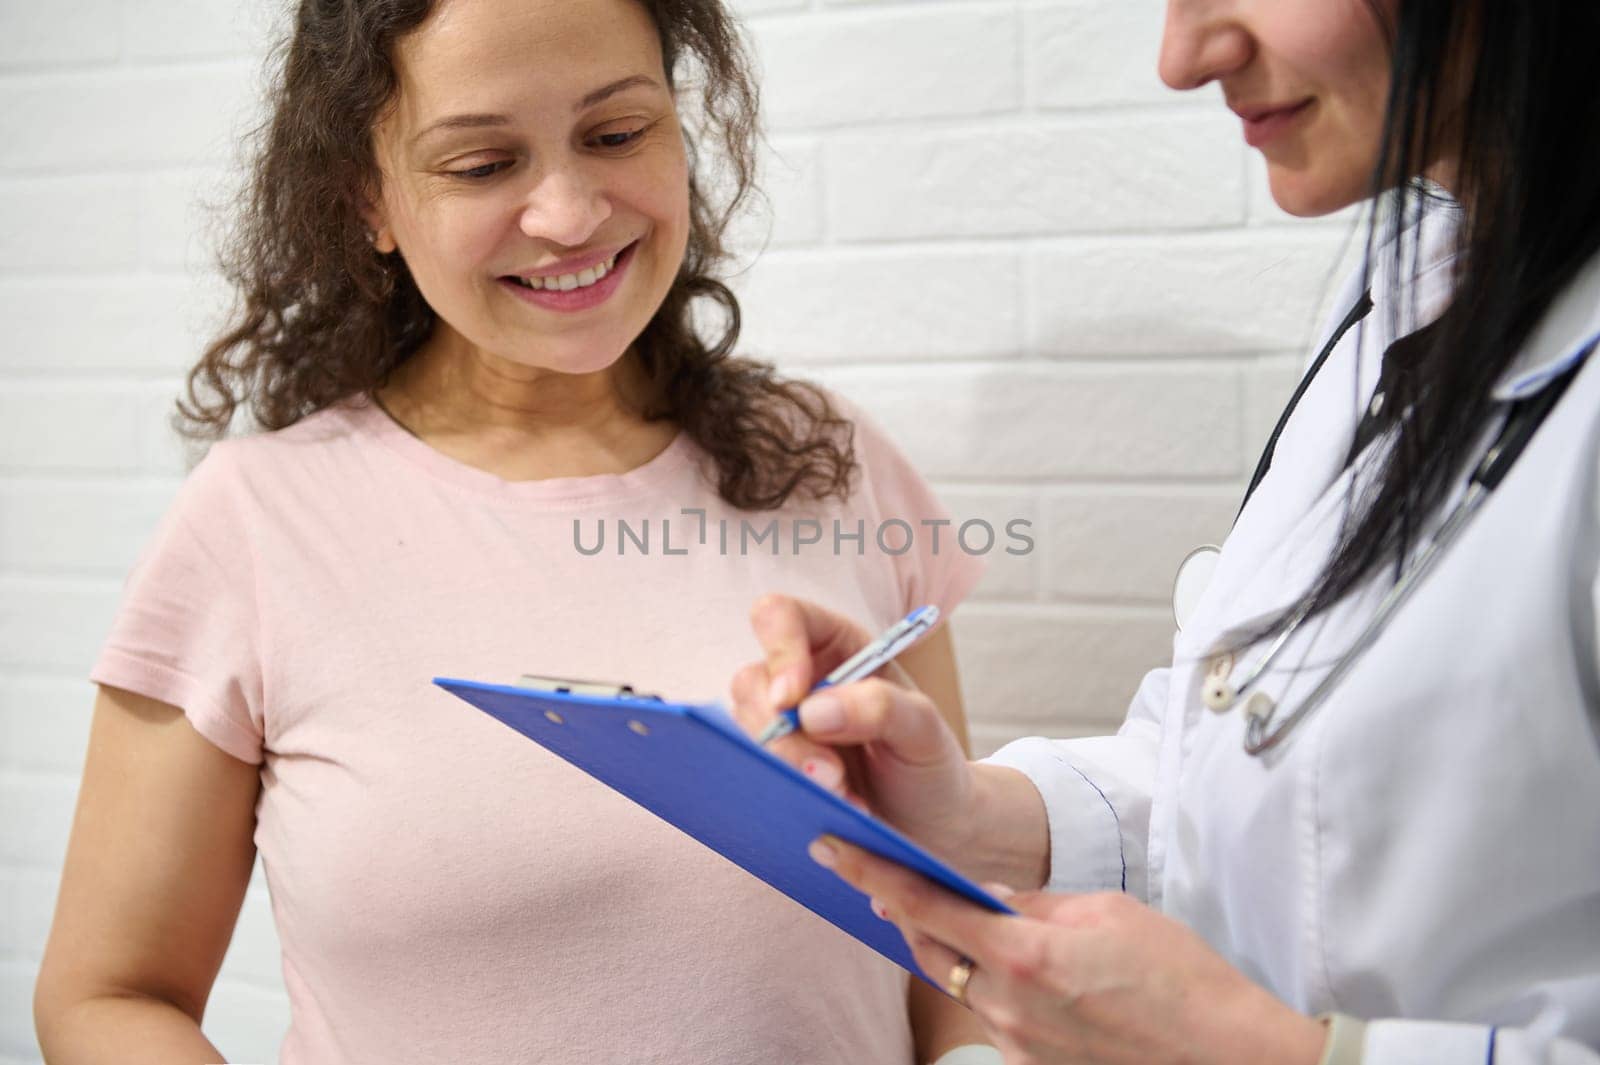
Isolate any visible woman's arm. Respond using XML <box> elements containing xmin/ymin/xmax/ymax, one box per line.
<box><xmin>34</xmin><ymin>685</ymin><xmax>261</xmax><ymax>1062</ymax></box>
<box><xmin>897</xmin><ymin>625</ymin><xmax>997</xmax><ymax>1063</ymax></box>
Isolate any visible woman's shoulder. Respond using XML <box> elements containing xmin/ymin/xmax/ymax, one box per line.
<box><xmin>812</xmin><ymin>387</ymin><xmax>925</xmax><ymax>491</ymax></box>
<box><xmin>190</xmin><ymin>398</ymin><xmax>371</xmax><ymax>472</ymax></box>
<box><xmin>173</xmin><ymin>399</ymin><xmax>375</xmax><ymax>512</ymax></box>
<box><xmin>789</xmin><ymin>383</ymin><xmax>952</xmax><ymax>525</ymax></box>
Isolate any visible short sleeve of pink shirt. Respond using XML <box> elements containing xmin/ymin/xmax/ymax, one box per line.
<box><xmin>90</xmin><ymin>394</ymin><xmax>985</xmax><ymax>1064</ymax></box>
<box><xmin>94</xmin><ymin>444</ymin><xmax>267</xmax><ymax>764</ymax></box>
<box><xmin>841</xmin><ymin>397</ymin><xmax>984</xmax><ymax>618</ymax></box>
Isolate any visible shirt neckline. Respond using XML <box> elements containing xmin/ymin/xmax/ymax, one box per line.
<box><xmin>342</xmin><ymin>395</ymin><xmax>698</xmax><ymax>506</ymax></box>
<box><xmin>1370</xmin><ymin>197</ymin><xmax>1600</xmax><ymax>403</ymax></box>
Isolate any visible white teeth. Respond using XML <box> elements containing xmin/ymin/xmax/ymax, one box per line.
<box><xmin>513</xmin><ymin>251</ymin><xmax>622</xmax><ymax>293</ymax></box>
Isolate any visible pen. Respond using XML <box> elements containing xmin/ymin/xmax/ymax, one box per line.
<box><xmin>756</xmin><ymin>605</ymin><xmax>941</xmax><ymax>747</ymax></box>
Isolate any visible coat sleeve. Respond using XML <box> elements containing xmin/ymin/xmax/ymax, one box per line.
<box><xmin>979</xmin><ymin>664</ymin><xmax>1166</xmax><ymax>901</ymax></box>
<box><xmin>1360</xmin><ymin>1020</ymin><xmax>1598</xmax><ymax>1064</ymax></box>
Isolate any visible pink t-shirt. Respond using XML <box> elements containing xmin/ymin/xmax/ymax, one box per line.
<box><xmin>92</xmin><ymin>396</ymin><xmax>984</xmax><ymax>1064</ymax></box>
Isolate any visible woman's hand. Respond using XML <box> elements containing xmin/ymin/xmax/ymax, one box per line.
<box><xmin>728</xmin><ymin>595</ymin><xmax>981</xmax><ymax>861</ymax></box>
<box><xmin>810</xmin><ymin>836</ymin><xmax>1327</xmax><ymax>1065</ymax></box>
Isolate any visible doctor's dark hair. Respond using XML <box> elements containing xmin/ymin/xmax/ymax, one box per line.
<box><xmin>177</xmin><ymin>0</ymin><xmax>855</xmax><ymax>510</ymax></box>
<box><xmin>1262</xmin><ymin>0</ymin><xmax>1600</xmax><ymax>636</ymax></box>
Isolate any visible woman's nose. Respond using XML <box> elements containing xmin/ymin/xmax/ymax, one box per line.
<box><xmin>518</xmin><ymin>165</ymin><xmax>612</xmax><ymax>248</ymax></box>
<box><xmin>1158</xmin><ymin>0</ymin><xmax>1252</xmax><ymax>92</ymax></box>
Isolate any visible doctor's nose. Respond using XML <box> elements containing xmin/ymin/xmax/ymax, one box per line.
<box><xmin>518</xmin><ymin>166</ymin><xmax>612</xmax><ymax>249</ymax></box>
<box><xmin>1158</xmin><ymin>0</ymin><xmax>1253</xmax><ymax>92</ymax></box>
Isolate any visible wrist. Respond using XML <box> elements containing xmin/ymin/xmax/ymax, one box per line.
<box><xmin>950</xmin><ymin>764</ymin><xmax>1051</xmax><ymax>890</ymax></box>
<box><xmin>1199</xmin><ymin>986</ymin><xmax>1326</xmax><ymax>1065</ymax></box>
<box><xmin>1283</xmin><ymin>1012</ymin><xmax>1332</xmax><ymax>1065</ymax></box>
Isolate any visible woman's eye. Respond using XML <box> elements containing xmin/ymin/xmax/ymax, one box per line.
<box><xmin>593</xmin><ymin>129</ymin><xmax>645</xmax><ymax>150</ymax></box>
<box><xmin>449</xmin><ymin>160</ymin><xmax>512</xmax><ymax>180</ymax></box>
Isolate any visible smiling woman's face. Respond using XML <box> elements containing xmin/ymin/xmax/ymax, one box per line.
<box><xmin>367</xmin><ymin>0</ymin><xmax>690</xmax><ymax>376</ymax></box>
<box><xmin>1159</xmin><ymin>0</ymin><xmax>1398</xmax><ymax>217</ymax></box>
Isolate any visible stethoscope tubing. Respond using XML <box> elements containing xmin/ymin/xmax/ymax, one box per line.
<box><xmin>1196</xmin><ymin>294</ymin><xmax>1591</xmax><ymax>755</ymax></box>
<box><xmin>1242</xmin><ymin>481</ymin><xmax>1488</xmax><ymax>754</ymax></box>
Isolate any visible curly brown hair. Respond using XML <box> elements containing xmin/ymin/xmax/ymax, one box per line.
<box><xmin>180</xmin><ymin>0</ymin><xmax>854</xmax><ymax>510</ymax></box>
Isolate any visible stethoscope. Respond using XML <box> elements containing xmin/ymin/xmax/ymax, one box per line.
<box><xmin>1172</xmin><ymin>292</ymin><xmax>1593</xmax><ymax>756</ymax></box>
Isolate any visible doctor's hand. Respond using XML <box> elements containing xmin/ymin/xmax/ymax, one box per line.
<box><xmin>729</xmin><ymin>594</ymin><xmax>978</xmax><ymax>860</ymax></box>
<box><xmin>810</xmin><ymin>836</ymin><xmax>1327</xmax><ymax>1065</ymax></box>
<box><xmin>729</xmin><ymin>591</ymin><xmax>966</xmax><ymax>857</ymax></box>
<box><xmin>730</xmin><ymin>595</ymin><xmax>1051</xmax><ymax>888</ymax></box>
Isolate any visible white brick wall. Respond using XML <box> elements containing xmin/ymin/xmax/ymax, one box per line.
<box><xmin>0</xmin><ymin>0</ymin><xmax>1361</xmax><ymax>1059</ymax></box>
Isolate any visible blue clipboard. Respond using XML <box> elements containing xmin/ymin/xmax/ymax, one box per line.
<box><xmin>434</xmin><ymin>677</ymin><xmax>1015</xmax><ymax>984</ymax></box>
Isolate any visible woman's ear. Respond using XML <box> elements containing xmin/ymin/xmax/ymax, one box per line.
<box><xmin>371</xmin><ymin>227</ymin><xmax>398</xmax><ymax>255</ymax></box>
<box><xmin>363</xmin><ymin>212</ymin><xmax>399</xmax><ymax>255</ymax></box>
<box><xmin>357</xmin><ymin>183</ymin><xmax>399</xmax><ymax>254</ymax></box>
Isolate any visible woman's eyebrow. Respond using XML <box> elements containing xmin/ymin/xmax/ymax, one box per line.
<box><xmin>411</xmin><ymin>113</ymin><xmax>511</xmax><ymax>150</ymax></box>
<box><xmin>410</xmin><ymin>76</ymin><xmax>664</xmax><ymax>149</ymax></box>
<box><xmin>575</xmin><ymin>74</ymin><xmax>662</xmax><ymax>111</ymax></box>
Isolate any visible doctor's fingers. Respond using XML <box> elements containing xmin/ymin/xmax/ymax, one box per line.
<box><xmin>797</xmin><ymin>677</ymin><xmax>954</xmax><ymax>766</ymax></box>
<box><xmin>748</xmin><ymin>594</ymin><xmax>873</xmax><ymax>706</ymax></box>
<box><xmin>729</xmin><ymin>655</ymin><xmax>838</xmax><ymax>745</ymax></box>
<box><xmin>812</xmin><ymin>835</ymin><xmax>1043</xmax><ymax>979</ymax></box>
<box><xmin>728</xmin><ymin>660</ymin><xmax>794</xmax><ymax>737</ymax></box>
<box><xmin>726</xmin><ymin>661</ymin><xmax>851</xmax><ymax>792</ymax></box>
<box><xmin>896</xmin><ymin>926</ymin><xmax>1070</xmax><ymax>1063</ymax></box>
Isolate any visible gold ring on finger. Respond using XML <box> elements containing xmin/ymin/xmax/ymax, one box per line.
<box><xmin>947</xmin><ymin>956</ymin><xmax>976</xmax><ymax>1006</ymax></box>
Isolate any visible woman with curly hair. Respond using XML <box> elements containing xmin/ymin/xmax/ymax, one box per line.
<box><xmin>31</xmin><ymin>1</ymin><xmax>991</xmax><ymax>1061</ymax></box>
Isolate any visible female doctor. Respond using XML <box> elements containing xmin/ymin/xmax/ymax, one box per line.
<box><xmin>731</xmin><ymin>0</ymin><xmax>1600</xmax><ymax>1062</ymax></box>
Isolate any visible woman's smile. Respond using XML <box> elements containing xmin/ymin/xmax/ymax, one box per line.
<box><xmin>497</xmin><ymin>239</ymin><xmax>639</xmax><ymax>313</ymax></box>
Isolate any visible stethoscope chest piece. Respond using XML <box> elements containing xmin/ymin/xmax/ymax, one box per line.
<box><xmin>1173</xmin><ymin>544</ymin><xmax>1222</xmax><ymax>634</ymax></box>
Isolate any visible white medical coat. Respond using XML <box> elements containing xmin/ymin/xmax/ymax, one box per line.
<box><xmin>990</xmin><ymin>208</ymin><xmax>1600</xmax><ymax>1064</ymax></box>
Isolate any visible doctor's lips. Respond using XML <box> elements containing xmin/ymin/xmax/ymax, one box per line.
<box><xmin>498</xmin><ymin>239</ymin><xmax>639</xmax><ymax>312</ymax></box>
<box><xmin>1232</xmin><ymin>98</ymin><xmax>1314</xmax><ymax>148</ymax></box>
